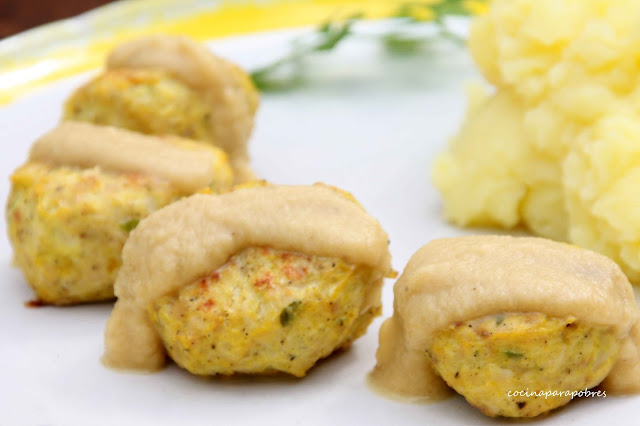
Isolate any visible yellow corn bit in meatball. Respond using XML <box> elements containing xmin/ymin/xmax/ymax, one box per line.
<box><xmin>7</xmin><ymin>163</ymin><xmax>183</xmax><ymax>305</ymax></box>
<box><xmin>64</xmin><ymin>69</ymin><xmax>218</xmax><ymax>143</ymax></box>
<box><xmin>149</xmin><ymin>247</ymin><xmax>377</xmax><ymax>377</ymax></box>
<box><xmin>428</xmin><ymin>313</ymin><xmax>620</xmax><ymax>418</ymax></box>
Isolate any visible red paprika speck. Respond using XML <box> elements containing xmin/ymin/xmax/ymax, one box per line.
<box><xmin>283</xmin><ymin>264</ymin><xmax>307</xmax><ymax>281</ymax></box>
<box><xmin>202</xmin><ymin>299</ymin><xmax>215</xmax><ymax>309</ymax></box>
<box><xmin>199</xmin><ymin>279</ymin><xmax>208</xmax><ymax>290</ymax></box>
<box><xmin>254</xmin><ymin>272</ymin><xmax>273</xmax><ymax>288</ymax></box>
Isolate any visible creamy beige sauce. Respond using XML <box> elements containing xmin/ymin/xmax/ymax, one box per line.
<box><xmin>30</xmin><ymin>121</ymin><xmax>220</xmax><ymax>193</ymax></box>
<box><xmin>369</xmin><ymin>235</ymin><xmax>640</xmax><ymax>399</ymax></box>
<box><xmin>103</xmin><ymin>184</ymin><xmax>393</xmax><ymax>371</ymax></box>
<box><xmin>107</xmin><ymin>35</ymin><xmax>256</xmax><ymax>182</ymax></box>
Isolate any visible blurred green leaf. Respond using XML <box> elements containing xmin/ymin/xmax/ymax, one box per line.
<box><xmin>250</xmin><ymin>1</ymin><xmax>483</xmax><ymax>91</ymax></box>
<box><xmin>120</xmin><ymin>218</ymin><xmax>139</xmax><ymax>232</ymax></box>
<box><xmin>383</xmin><ymin>33</ymin><xmax>427</xmax><ymax>55</ymax></box>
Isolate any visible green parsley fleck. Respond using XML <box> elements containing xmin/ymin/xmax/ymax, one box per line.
<box><xmin>504</xmin><ymin>350</ymin><xmax>524</xmax><ymax>359</ymax></box>
<box><xmin>280</xmin><ymin>301</ymin><xmax>302</xmax><ymax>326</ymax></box>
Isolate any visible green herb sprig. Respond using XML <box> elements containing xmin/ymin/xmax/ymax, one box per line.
<box><xmin>250</xmin><ymin>0</ymin><xmax>482</xmax><ymax>91</ymax></box>
<box><xmin>249</xmin><ymin>14</ymin><xmax>362</xmax><ymax>91</ymax></box>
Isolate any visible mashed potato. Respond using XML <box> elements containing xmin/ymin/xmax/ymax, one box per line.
<box><xmin>432</xmin><ymin>0</ymin><xmax>640</xmax><ymax>281</ymax></box>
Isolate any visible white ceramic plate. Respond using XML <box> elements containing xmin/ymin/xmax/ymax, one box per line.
<box><xmin>1</xmin><ymin>25</ymin><xmax>638</xmax><ymax>426</ymax></box>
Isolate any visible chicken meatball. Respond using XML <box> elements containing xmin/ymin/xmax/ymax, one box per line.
<box><xmin>6</xmin><ymin>123</ymin><xmax>233</xmax><ymax>305</ymax></box>
<box><xmin>103</xmin><ymin>184</ymin><xmax>393</xmax><ymax>374</ymax></box>
<box><xmin>150</xmin><ymin>247</ymin><xmax>378</xmax><ymax>377</ymax></box>
<box><xmin>7</xmin><ymin>163</ymin><xmax>183</xmax><ymax>304</ymax></box>
<box><xmin>64</xmin><ymin>69</ymin><xmax>221</xmax><ymax>143</ymax></box>
<box><xmin>428</xmin><ymin>313</ymin><xmax>620</xmax><ymax>417</ymax></box>
<box><xmin>64</xmin><ymin>35</ymin><xmax>260</xmax><ymax>182</ymax></box>
<box><xmin>369</xmin><ymin>236</ymin><xmax>640</xmax><ymax>418</ymax></box>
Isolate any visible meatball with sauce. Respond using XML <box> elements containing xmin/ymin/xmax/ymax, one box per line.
<box><xmin>7</xmin><ymin>162</ymin><xmax>183</xmax><ymax>304</ymax></box>
<box><xmin>103</xmin><ymin>184</ymin><xmax>394</xmax><ymax>376</ymax></box>
<box><xmin>369</xmin><ymin>236</ymin><xmax>640</xmax><ymax>418</ymax></box>
<box><xmin>64</xmin><ymin>35</ymin><xmax>259</xmax><ymax>182</ymax></box>
<box><xmin>6</xmin><ymin>122</ymin><xmax>233</xmax><ymax>305</ymax></box>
